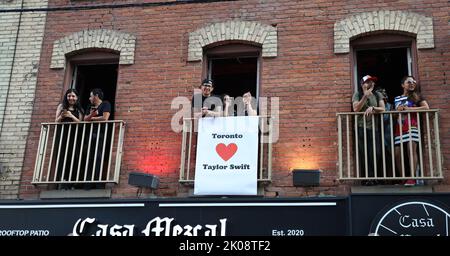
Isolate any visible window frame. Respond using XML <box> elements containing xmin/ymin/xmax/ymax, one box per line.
<box><xmin>62</xmin><ymin>50</ymin><xmax>120</xmax><ymax>119</ymax></box>
<box><xmin>202</xmin><ymin>43</ymin><xmax>262</xmax><ymax>104</ymax></box>
<box><xmin>63</xmin><ymin>51</ymin><xmax>120</xmax><ymax>93</ymax></box>
<box><xmin>350</xmin><ymin>33</ymin><xmax>418</xmax><ymax>92</ymax></box>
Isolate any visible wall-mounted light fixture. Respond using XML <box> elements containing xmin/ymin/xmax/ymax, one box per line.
<box><xmin>292</xmin><ymin>169</ymin><xmax>321</xmax><ymax>187</ymax></box>
<box><xmin>128</xmin><ymin>172</ymin><xmax>160</xmax><ymax>190</ymax></box>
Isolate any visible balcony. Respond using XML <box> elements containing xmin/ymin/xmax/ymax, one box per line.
<box><xmin>337</xmin><ymin>110</ymin><xmax>442</xmax><ymax>183</ymax></box>
<box><xmin>33</xmin><ymin>121</ymin><xmax>126</xmax><ymax>186</ymax></box>
<box><xmin>179</xmin><ymin>116</ymin><xmax>274</xmax><ymax>184</ymax></box>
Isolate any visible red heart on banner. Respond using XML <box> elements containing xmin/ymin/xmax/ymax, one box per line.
<box><xmin>215</xmin><ymin>143</ymin><xmax>238</xmax><ymax>161</ymax></box>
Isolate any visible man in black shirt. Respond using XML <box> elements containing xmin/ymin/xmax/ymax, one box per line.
<box><xmin>84</xmin><ymin>88</ymin><xmax>111</xmax><ymax>121</ymax></box>
<box><xmin>84</xmin><ymin>88</ymin><xmax>111</xmax><ymax>189</ymax></box>
<box><xmin>192</xmin><ymin>79</ymin><xmax>223</xmax><ymax>118</ymax></box>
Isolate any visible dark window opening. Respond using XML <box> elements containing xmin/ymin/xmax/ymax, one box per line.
<box><xmin>205</xmin><ymin>43</ymin><xmax>260</xmax><ymax>99</ymax></box>
<box><xmin>209</xmin><ymin>56</ymin><xmax>258</xmax><ymax>98</ymax></box>
<box><xmin>73</xmin><ymin>64</ymin><xmax>118</xmax><ymax>119</ymax></box>
<box><xmin>356</xmin><ymin>47</ymin><xmax>409</xmax><ymax>103</ymax></box>
<box><xmin>351</xmin><ymin>33</ymin><xmax>416</xmax><ymax>105</ymax></box>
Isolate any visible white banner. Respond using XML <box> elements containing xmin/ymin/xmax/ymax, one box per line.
<box><xmin>194</xmin><ymin>116</ymin><xmax>259</xmax><ymax>195</ymax></box>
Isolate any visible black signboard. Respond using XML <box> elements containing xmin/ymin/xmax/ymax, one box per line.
<box><xmin>3</xmin><ymin>194</ymin><xmax>449</xmax><ymax>237</ymax></box>
<box><xmin>351</xmin><ymin>193</ymin><xmax>450</xmax><ymax>236</ymax></box>
<box><xmin>0</xmin><ymin>197</ymin><xmax>348</xmax><ymax>236</ymax></box>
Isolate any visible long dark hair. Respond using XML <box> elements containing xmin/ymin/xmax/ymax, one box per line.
<box><xmin>62</xmin><ymin>88</ymin><xmax>84</xmax><ymax>115</ymax></box>
<box><xmin>401</xmin><ymin>75</ymin><xmax>422</xmax><ymax>104</ymax></box>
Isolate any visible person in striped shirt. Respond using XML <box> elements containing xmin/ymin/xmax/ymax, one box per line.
<box><xmin>394</xmin><ymin>76</ymin><xmax>429</xmax><ymax>186</ymax></box>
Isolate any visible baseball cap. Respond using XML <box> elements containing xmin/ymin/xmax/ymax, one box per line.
<box><xmin>360</xmin><ymin>75</ymin><xmax>378</xmax><ymax>85</ymax></box>
<box><xmin>202</xmin><ymin>78</ymin><xmax>213</xmax><ymax>87</ymax></box>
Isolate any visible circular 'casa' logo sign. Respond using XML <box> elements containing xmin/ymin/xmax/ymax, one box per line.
<box><xmin>370</xmin><ymin>200</ymin><xmax>450</xmax><ymax>236</ymax></box>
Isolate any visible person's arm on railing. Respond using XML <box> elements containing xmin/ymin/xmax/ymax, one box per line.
<box><xmin>363</xmin><ymin>102</ymin><xmax>384</xmax><ymax>116</ymax></box>
<box><xmin>398</xmin><ymin>100</ymin><xmax>429</xmax><ymax>111</ymax></box>
<box><xmin>55</xmin><ymin>104</ymin><xmax>63</xmax><ymax>122</ymax></box>
<box><xmin>202</xmin><ymin>96</ymin><xmax>223</xmax><ymax>117</ymax></box>
<box><xmin>84</xmin><ymin>107</ymin><xmax>97</xmax><ymax>121</ymax></box>
<box><xmin>90</xmin><ymin>111</ymin><xmax>110</xmax><ymax>121</ymax></box>
<box><xmin>353</xmin><ymin>91</ymin><xmax>384</xmax><ymax>116</ymax></box>
<box><xmin>204</xmin><ymin>107</ymin><xmax>223</xmax><ymax>117</ymax></box>
<box><xmin>85</xmin><ymin>101</ymin><xmax>111</xmax><ymax>121</ymax></box>
<box><xmin>370</xmin><ymin>93</ymin><xmax>385</xmax><ymax>114</ymax></box>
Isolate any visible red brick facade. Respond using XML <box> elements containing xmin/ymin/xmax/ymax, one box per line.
<box><xmin>19</xmin><ymin>0</ymin><xmax>449</xmax><ymax>198</ymax></box>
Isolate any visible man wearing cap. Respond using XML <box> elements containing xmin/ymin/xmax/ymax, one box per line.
<box><xmin>352</xmin><ymin>75</ymin><xmax>385</xmax><ymax>185</ymax></box>
<box><xmin>192</xmin><ymin>78</ymin><xmax>223</xmax><ymax>118</ymax></box>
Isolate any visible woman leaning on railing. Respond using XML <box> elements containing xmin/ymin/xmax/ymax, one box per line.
<box><xmin>393</xmin><ymin>76</ymin><xmax>430</xmax><ymax>186</ymax></box>
<box><xmin>54</xmin><ymin>89</ymin><xmax>84</xmax><ymax>189</ymax></box>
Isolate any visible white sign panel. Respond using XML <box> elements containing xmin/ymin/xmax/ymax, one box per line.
<box><xmin>194</xmin><ymin>116</ymin><xmax>259</xmax><ymax>195</ymax></box>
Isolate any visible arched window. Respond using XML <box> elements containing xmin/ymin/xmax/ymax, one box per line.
<box><xmin>204</xmin><ymin>43</ymin><xmax>261</xmax><ymax>101</ymax></box>
<box><xmin>351</xmin><ymin>33</ymin><xmax>417</xmax><ymax>102</ymax></box>
<box><xmin>64</xmin><ymin>50</ymin><xmax>119</xmax><ymax>119</ymax></box>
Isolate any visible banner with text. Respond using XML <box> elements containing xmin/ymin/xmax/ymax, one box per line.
<box><xmin>194</xmin><ymin>116</ymin><xmax>258</xmax><ymax>195</ymax></box>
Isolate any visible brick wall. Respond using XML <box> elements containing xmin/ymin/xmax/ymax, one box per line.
<box><xmin>0</xmin><ymin>0</ymin><xmax>48</xmax><ymax>199</ymax></box>
<box><xmin>19</xmin><ymin>0</ymin><xmax>449</xmax><ymax>199</ymax></box>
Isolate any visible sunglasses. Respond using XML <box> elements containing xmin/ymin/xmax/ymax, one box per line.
<box><xmin>406</xmin><ymin>80</ymin><xmax>416</xmax><ymax>84</ymax></box>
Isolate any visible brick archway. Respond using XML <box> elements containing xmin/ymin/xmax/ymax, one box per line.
<box><xmin>188</xmin><ymin>20</ymin><xmax>277</xmax><ymax>61</ymax></box>
<box><xmin>334</xmin><ymin>10</ymin><xmax>434</xmax><ymax>53</ymax></box>
<box><xmin>50</xmin><ymin>29</ymin><xmax>136</xmax><ymax>69</ymax></box>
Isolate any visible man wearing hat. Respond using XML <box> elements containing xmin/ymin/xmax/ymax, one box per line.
<box><xmin>352</xmin><ymin>75</ymin><xmax>385</xmax><ymax>185</ymax></box>
<box><xmin>192</xmin><ymin>78</ymin><xmax>223</xmax><ymax>118</ymax></box>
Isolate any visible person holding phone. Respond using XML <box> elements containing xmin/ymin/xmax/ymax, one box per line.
<box><xmin>55</xmin><ymin>89</ymin><xmax>84</xmax><ymax>123</ymax></box>
<box><xmin>54</xmin><ymin>89</ymin><xmax>84</xmax><ymax>189</ymax></box>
